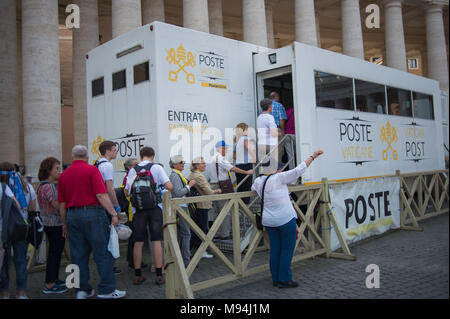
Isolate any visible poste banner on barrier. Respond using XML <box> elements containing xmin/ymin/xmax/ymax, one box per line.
<box><xmin>329</xmin><ymin>176</ymin><xmax>401</xmax><ymax>251</ymax></box>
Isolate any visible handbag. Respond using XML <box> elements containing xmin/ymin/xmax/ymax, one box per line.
<box><xmin>216</xmin><ymin>157</ymin><xmax>234</xmax><ymax>194</ymax></box>
<box><xmin>255</xmin><ymin>174</ymin><xmax>273</xmax><ymax>231</ymax></box>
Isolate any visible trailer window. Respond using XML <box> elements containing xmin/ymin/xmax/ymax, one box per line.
<box><xmin>315</xmin><ymin>71</ymin><xmax>354</xmax><ymax>111</ymax></box>
<box><xmin>387</xmin><ymin>86</ymin><xmax>412</xmax><ymax>117</ymax></box>
<box><xmin>92</xmin><ymin>77</ymin><xmax>104</xmax><ymax>97</ymax></box>
<box><xmin>355</xmin><ymin>80</ymin><xmax>386</xmax><ymax>114</ymax></box>
<box><xmin>134</xmin><ymin>61</ymin><xmax>149</xmax><ymax>84</ymax></box>
<box><xmin>413</xmin><ymin>92</ymin><xmax>434</xmax><ymax>120</ymax></box>
<box><xmin>112</xmin><ymin>70</ymin><xmax>126</xmax><ymax>91</ymax></box>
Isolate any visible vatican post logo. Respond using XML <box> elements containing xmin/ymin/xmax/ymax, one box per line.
<box><xmin>380</xmin><ymin>121</ymin><xmax>398</xmax><ymax>161</ymax></box>
<box><xmin>90</xmin><ymin>135</ymin><xmax>105</xmax><ymax>164</ymax></box>
<box><xmin>166</xmin><ymin>45</ymin><xmax>196</xmax><ymax>84</ymax></box>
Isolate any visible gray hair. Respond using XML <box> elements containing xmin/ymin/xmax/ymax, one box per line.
<box><xmin>169</xmin><ymin>155</ymin><xmax>184</xmax><ymax>168</ymax></box>
<box><xmin>124</xmin><ymin>158</ymin><xmax>137</xmax><ymax>170</ymax></box>
<box><xmin>260</xmin><ymin>98</ymin><xmax>273</xmax><ymax>111</ymax></box>
<box><xmin>190</xmin><ymin>156</ymin><xmax>204</xmax><ymax>172</ymax></box>
<box><xmin>72</xmin><ymin>145</ymin><xmax>88</xmax><ymax>159</ymax></box>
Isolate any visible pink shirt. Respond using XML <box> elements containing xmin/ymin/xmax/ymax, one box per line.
<box><xmin>285</xmin><ymin>108</ymin><xmax>295</xmax><ymax>134</ymax></box>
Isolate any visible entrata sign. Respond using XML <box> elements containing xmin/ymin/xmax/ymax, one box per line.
<box><xmin>328</xmin><ymin>176</ymin><xmax>401</xmax><ymax>251</ymax></box>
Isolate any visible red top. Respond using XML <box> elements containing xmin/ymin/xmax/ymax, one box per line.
<box><xmin>58</xmin><ymin>160</ymin><xmax>107</xmax><ymax>208</ymax></box>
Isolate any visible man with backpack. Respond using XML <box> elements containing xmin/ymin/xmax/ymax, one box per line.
<box><xmin>95</xmin><ymin>140</ymin><xmax>122</xmax><ymax>275</ymax></box>
<box><xmin>125</xmin><ymin>147</ymin><xmax>173</xmax><ymax>285</ymax></box>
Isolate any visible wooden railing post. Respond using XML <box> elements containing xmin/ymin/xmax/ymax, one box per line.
<box><xmin>320</xmin><ymin>177</ymin><xmax>331</xmax><ymax>257</ymax></box>
<box><xmin>163</xmin><ymin>191</ymin><xmax>177</xmax><ymax>299</ymax></box>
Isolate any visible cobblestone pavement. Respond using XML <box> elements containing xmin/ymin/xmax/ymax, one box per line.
<box><xmin>7</xmin><ymin>214</ymin><xmax>449</xmax><ymax>299</ymax></box>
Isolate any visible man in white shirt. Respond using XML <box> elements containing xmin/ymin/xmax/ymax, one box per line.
<box><xmin>124</xmin><ymin>147</ymin><xmax>173</xmax><ymax>285</ymax></box>
<box><xmin>209</xmin><ymin>141</ymin><xmax>253</xmax><ymax>240</ymax></box>
<box><xmin>96</xmin><ymin>140</ymin><xmax>122</xmax><ymax>275</ymax></box>
<box><xmin>257</xmin><ymin>98</ymin><xmax>281</xmax><ymax>174</ymax></box>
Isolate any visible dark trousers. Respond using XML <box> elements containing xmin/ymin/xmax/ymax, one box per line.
<box><xmin>191</xmin><ymin>208</ymin><xmax>209</xmax><ymax>249</ymax></box>
<box><xmin>66</xmin><ymin>208</ymin><xmax>116</xmax><ymax>295</ymax></box>
<box><xmin>235</xmin><ymin>163</ymin><xmax>253</xmax><ymax>204</ymax></box>
<box><xmin>0</xmin><ymin>241</ymin><xmax>28</xmax><ymax>291</ymax></box>
<box><xmin>44</xmin><ymin>226</ymin><xmax>66</xmax><ymax>284</ymax></box>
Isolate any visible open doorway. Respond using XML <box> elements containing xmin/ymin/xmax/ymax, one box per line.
<box><xmin>256</xmin><ymin>67</ymin><xmax>296</xmax><ymax>171</ymax></box>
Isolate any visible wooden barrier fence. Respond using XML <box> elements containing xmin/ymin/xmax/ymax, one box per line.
<box><xmin>397</xmin><ymin>169</ymin><xmax>449</xmax><ymax>231</ymax></box>
<box><xmin>162</xmin><ymin>178</ymin><xmax>355</xmax><ymax>299</ymax></box>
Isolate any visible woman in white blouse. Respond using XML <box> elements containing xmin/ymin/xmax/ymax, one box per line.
<box><xmin>251</xmin><ymin>149</ymin><xmax>324</xmax><ymax>288</ymax></box>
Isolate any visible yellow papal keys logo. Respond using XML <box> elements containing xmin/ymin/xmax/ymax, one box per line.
<box><xmin>166</xmin><ymin>45</ymin><xmax>196</xmax><ymax>84</ymax></box>
<box><xmin>380</xmin><ymin>121</ymin><xmax>398</xmax><ymax>161</ymax></box>
<box><xmin>90</xmin><ymin>135</ymin><xmax>105</xmax><ymax>164</ymax></box>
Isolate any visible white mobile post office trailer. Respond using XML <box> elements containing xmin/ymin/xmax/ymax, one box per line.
<box><xmin>87</xmin><ymin>22</ymin><xmax>446</xmax><ymax>187</ymax></box>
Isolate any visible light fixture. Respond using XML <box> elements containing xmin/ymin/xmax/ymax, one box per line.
<box><xmin>268</xmin><ymin>53</ymin><xmax>277</xmax><ymax>64</ymax></box>
<box><xmin>116</xmin><ymin>44</ymin><xmax>143</xmax><ymax>59</ymax></box>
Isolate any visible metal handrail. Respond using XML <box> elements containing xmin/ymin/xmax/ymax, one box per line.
<box><xmin>235</xmin><ymin>133</ymin><xmax>292</xmax><ymax>191</ymax></box>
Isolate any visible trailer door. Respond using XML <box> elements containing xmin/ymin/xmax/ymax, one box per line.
<box><xmin>253</xmin><ymin>48</ymin><xmax>297</xmax><ymax>170</ymax></box>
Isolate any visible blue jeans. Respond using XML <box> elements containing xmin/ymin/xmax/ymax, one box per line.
<box><xmin>266</xmin><ymin>218</ymin><xmax>297</xmax><ymax>283</ymax></box>
<box><xmin>0</xmin><ymin>241</ymin><xmax>28</xmax><ymax>292</ymax></box>
<box><xmin>66</xmin><ymin>208</ymin><xmax>116</xmax><ymax>295</ymax></box>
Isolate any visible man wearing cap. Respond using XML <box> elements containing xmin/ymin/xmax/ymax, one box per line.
<box><xmin>58</xmin><ymin>145</ymin><xmax>126</xmax><ymax>299</ymax></box>
<box><xmin>209</xmin><ymin>141</ymin><xmax>253</xmax><ymax>240</ymax></box>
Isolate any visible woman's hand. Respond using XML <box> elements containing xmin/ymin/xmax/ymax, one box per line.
<box><xmin>313</xmin><ymin>150</ymin><xmax>324</xmax><ymax>159</ymax></box>
<box><xmin>188</xmin><ymin>180</ymin><xmax>196</xmax><ymax>187</ymax></box>
<box><xmin>214</xmin><ymin>189</ymin><xmax>222</xmax><ymax>194</ymax></box>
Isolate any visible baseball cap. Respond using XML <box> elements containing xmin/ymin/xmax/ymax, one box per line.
<box><xmin>215</xmin><ymin>140</ymin><xmax>230</xmax><ymax>148</ymax></box>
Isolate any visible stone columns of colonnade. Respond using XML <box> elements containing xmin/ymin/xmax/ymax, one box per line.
<box><xmin>73</xmin><ymin>0</ymin><xmax>99</xmax><ymax>147</ymax></box>
<box><xmin>0</xmin><ymin>0</ymin><xmax>20</xmax><ymax>164</ymax></box>
<box><xmin>183</xmin><ymin>0</ymin><xmax>209</xmax><ymax>32</ymax></box>
<box><xmin>425</xmin><ymin>3</ymin><xmax>449</xmax><ymax>94</ymax></box>
<box><xmin>384</xmin><ymin>0</ymin><xmax>407</xmax><ymax>71</ymax></box>
<box><xmin>243</xmin><ymin>0</ymin><xmax>268</xmax><ymax>47</ymax></box>
<box><xmin>266</xmin><ymin>0</ymin><xmax>275</xmax><ymax>48</ymax></box>
<box><xmin>295</xmin><ymin>0</ymin><xmax>318</xmax><ymax>47</ymax></box>
<box><xmin>209</xmin><ymin>0</ymin><xmax>223</xmax><ymax>36</ymax></box>
<box><xmin>112</xmin><ymin>0</ymin><xmax>142</xmax><ymax>38</ymax></box>
<box><xmin>22</xmin><ymin>0</ymin><xmax>62</xmax><ymax>178</ymax></box>
<box><xmin>142</xmin><ymin>0</ymin><xmax>165</xmax><ymax>24</ymax></box>
<box><xmin>341</xmin><ymin>0</ymin><xmax>365</xmax><ymax>59</ymax></box>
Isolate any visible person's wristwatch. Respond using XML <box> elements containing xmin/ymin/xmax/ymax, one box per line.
<box><xmin>310</xmin><ymin>155</ymin><xmax>315</xmax><ymax>161</ymax></box>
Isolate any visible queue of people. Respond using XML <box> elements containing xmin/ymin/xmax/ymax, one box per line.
<box><xmin>0</xmin><ymin>95</ymin><xmax>318</xmax><ymax>298</ymax></box>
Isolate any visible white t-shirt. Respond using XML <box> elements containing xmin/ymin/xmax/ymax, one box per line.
<box><xmin>251</xmin><ymin>162</ymin><xmax>307</xmax><ymax>227</ymax></box>
<box><xmin>97</xmin><ymin>158</ymin><xmax>114</xmax><ymax>182</ymax></box>
<box><xmin>21</xmin><ymin>183</ymin><xmax>36</xmax><ymax>220</ymax></box>
<box><xmin>125</xmin><ymin>160</ymin><xmax>170</xmax><ymax>192</ymax></box>
<box><xmin>257</xmin><ymin>113</ymin><xmax>278</xmax><ymax>146</ymax></box>
<box><xmin>209</xmin><ymin>152</ymin><xmax>234</xmax><ymax>183</ymax></box>
<box><xmin>235</xmin><ymin>136</ymin><xmax>255</xmax><ymax>165</ymax></box>
<box><xmin>0</xmin><ymin>184</ymin><xmax>14</xmax><ymax>230</ymax></box>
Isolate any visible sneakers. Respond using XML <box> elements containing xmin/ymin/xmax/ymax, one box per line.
<box><xmin>155</xmin><ymin>275</ymin><xmax>165</xmax><ymax>285</ymax></box>
<box><xmin>202</xmin><ymin>252</ymin><xmax>214</xmax><ymax>259</ymax></box>
<box><xmin>133</xmin><ymin>276</ymin><xmax>146</xmax><ymax>285</ymax></box>
<box><xmin>43</xmin><ymin>284</ymin><xmax>68</xmax><ymax>294</ymax></box>
<box><xmin>76</xmin><ymin>289</ymin><xmax>95</xmax><ymax>299</ymax></box>
<box><xmin>16</xmin><ymin>294</ymin><xmax>29</xmax><ymax>300</ymax></box>
<box><xmin>97</xmin><ymin>289</ymin><xmax>126</xmax><ymax>299</ymax></box>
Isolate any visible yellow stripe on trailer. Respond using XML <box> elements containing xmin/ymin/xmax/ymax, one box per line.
<box><xmin>346</xmin><ymin>217</ymin><xmax>394</xmax><ymax>238</ymax></box>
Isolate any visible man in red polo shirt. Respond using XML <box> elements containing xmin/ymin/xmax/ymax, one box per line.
<box><xmin>58</xmin><ymin>145</ymin><xmax>126</xmax><ymax>299</ymax></box>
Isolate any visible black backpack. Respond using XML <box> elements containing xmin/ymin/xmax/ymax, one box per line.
<box><xmin>1</xmin><ymin>183</ymin><xmax>30</xmax><ymax>243</ymax></box>
<box><xmin>130</xmin><ymin>163</ymin><xmax>161</xmax><ymax>211</ymax></box>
